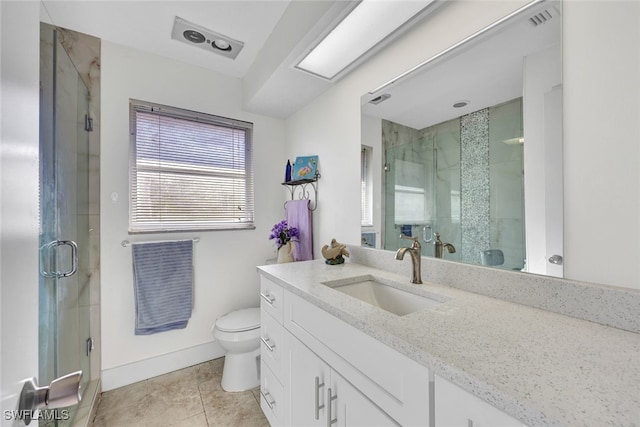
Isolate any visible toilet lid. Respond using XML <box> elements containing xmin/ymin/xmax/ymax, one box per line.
<box><xmin>216</xmin><ymin>307</ymin><xmax>260</xmax><ymax>332</ymax></box>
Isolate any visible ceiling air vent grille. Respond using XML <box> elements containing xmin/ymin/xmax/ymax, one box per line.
<box><xmin>529</xmin><ymin>9</ymin><xmax>554</xmax><ymax>26</ymax></box>
<box><xmin>369</xmin><ymin>94</ymin><xmax>391</xmax><ymax>105</ymax></box>
<box><xmin>171</xmin><ymin>17</ymin><xmax>244</xmax><ymax>60</ymax></box>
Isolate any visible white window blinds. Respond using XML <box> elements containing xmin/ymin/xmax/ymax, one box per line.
<box><xmin>129</xmin><ymin>100</ymin><xmax>254</xmax><ymax>232</ymax></box>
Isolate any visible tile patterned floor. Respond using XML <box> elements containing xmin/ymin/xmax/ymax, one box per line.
<box><xmin>91</xmin><ymin>358</ymin><xmax>269</xmax><ymax>427</ymax></box>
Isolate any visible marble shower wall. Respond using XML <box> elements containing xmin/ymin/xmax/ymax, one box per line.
<box><xmin>382</xmin><ymin>98</ymin><xmax>524</xmax><ymax>269</ymax></box>
<box><xmin>382</xmin><ymin>120</ymin><xmax>435</xmax><ymax>254</ymax></box>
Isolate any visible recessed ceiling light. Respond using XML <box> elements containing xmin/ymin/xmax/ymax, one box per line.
<box><xmin>453</xmin><ymin>100</ymin><xmax>469</xmax><ymax>108</ymax></box>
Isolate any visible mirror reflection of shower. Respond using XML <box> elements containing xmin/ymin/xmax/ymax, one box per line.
<box><xmin>383</xmin><ymin>98</ymin><xmax>525</xmax><ymax>271</ymax></box>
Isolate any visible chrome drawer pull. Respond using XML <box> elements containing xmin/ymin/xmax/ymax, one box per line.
<box><xmin>261</xmin><ymin>390</ymin><xmax>276</xmax><ymax>410</ymax></box>
<box><xmin>260</xmin><ymin>336</ymin><xmax>276</xmax><ymax>352</ymax></box>
<box><xmin>315</xmin><ymin>376</ymin><xmax>325</xmax><ymax>420</ymax></box>
<box><xmin>260</xmin><ymin>292</ymin><xmax>276</xmax><ymax>305</ymax></box>
<box><xmin>327</xmin><ymin>387</ymin><xmax>337</xmax><ymax>426</ymax></box>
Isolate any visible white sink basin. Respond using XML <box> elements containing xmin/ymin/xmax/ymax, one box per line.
<box><xmin>323</xmin><ymin>275</ymin><xmax>448</xmax><ymax>316</ymax></box>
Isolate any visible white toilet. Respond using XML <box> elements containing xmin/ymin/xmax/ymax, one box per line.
<box><xmin>212</xmin><ymin>307</ymin><xmax>261</xmax><ymax>392</ymax></box>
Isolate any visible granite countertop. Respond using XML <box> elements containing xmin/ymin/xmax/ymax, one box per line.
<box><xmin>257</xmin><ymin>259</ymin><xmax>640</xmax><ymax>427</ymax></box>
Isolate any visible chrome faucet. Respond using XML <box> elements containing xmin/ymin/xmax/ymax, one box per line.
<box><xmin>395</xmin><ymin>234</ymin><xmax>422</xmax><ymax>284</ymax></box>
<box><xmin>434</xmin><ymin>233</ymin><xmax>456</xmax><ymax>259</ymax></box>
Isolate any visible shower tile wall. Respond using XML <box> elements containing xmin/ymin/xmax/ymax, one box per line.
<box><xmin>460</xmin><ymin>109</ymin><xmax>490</xmax><ymax>264</ymax></box>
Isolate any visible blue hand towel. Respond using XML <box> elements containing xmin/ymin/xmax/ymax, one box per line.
<box><xmin>132</xmin><ymin>240</ymin><xmax>193</xmax><ymax>335</ymax></box>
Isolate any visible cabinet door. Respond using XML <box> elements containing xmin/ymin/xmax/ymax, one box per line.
<box><xmin>435</xmin><ymin>375</ymin><xmax>527</xmax><ymax>427</ymax></box>
<box><xmin>332</xmin><ymin>373</ymin><xmax>400</xmax><ymax>427</ymax></box>
<box><xmin>289</xmin><ymin>335</ymin><xmax>330</xmax><ymax>427</ymax></box>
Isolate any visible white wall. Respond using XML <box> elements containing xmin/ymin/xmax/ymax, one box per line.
<box><xmin>286</xmin><ymin>1</ymin><xmax>640</xmax><ymax>290</ymax></box>
<box><xmin>361</xmin><ymin>114</ymin><xmax>382</xmax><ymax>248</ymax></box>
<box><xmin>100</xmin><ymin>41</ymin><xmax>286</xmax><ymax>389</ymax></box>
<box><xmin>286</xmin><ymin>0</ymin><xmax>528</xmax><ymax>256</ymax></box>
<box><xmin>523</xmin><ymin>45</ymin><xmax>562</xmax><ymax>276</ymax></box>
<box><xmin>563</xmin><ymin>1</ymin><xmax>640</xmax><ymax>289</ymax></box>
<box><xmin>0</xmin><ymin>0</ymin><xmax>40</xmax><ymax>419</ymax></box>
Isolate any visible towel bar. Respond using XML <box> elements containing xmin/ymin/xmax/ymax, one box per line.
<box><xmin>121</xmin><ymin>237</ymin><xmax>200</xmax><ymax>247</ymax></box>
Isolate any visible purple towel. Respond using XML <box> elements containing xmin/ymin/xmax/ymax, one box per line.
<box><xmin>286</xmin><ymin>200</ymin><xmax>313</xmax><ymax>261</ymax></box>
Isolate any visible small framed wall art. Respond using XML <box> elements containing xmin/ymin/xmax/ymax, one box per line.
<box><xmin>292</xmin><ymin>155</ymin><xmax>318</xmax><ymax>181</ymax></box>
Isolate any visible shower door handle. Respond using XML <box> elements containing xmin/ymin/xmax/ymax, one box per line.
<box><xmin>57</xmin><ymin>240</ymin><xmax>78</xmax><ymax>277</ymax></box>
<box><xmin>40</xmin><ymin>240</ymin><xmax>78</xmax><ymax>278</ymax></box>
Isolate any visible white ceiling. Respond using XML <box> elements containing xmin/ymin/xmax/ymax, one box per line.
<box><xmin>41</xmin><ymin>1</ymin><xmax>291</xmax><ymax>78</ymax></box>
<box><xmin>39</xmin><ymin>0</ymin><xmax>360</xmax><ymax>118</ymax></box>
<box><xmin>40</xmin><ymin>1</ymin><xmax>560</xmax><ymax>124</ymax></box>
<box><xmin>361</xmin><ymin>2</ymin><xmax>561</xmax><ymax>130</ymax></box>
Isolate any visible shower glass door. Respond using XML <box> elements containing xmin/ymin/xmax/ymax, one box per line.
<box><xmin>39</xmin><ymin>27</ymin><xmax>91</xmax><ymax>425</ymax></box>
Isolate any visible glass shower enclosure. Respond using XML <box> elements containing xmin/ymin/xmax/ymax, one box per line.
<box><xmin>383</xmin><ymin>98</ymin><xmax>525</xmax><ymax>270</ymax></box>
<box><xmin>39</xmin><ymin>26</ymin><xmax>92</xmax><ymax>425</ymax></box>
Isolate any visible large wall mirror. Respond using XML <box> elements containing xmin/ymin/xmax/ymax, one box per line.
<box><xmin>361</xmin><ymin>0</ymin><xmax>563</xmax><ymax>277</ymax></box>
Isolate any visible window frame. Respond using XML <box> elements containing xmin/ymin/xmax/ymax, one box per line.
<box><xmin>129</xmin><ymin>99</ymin><xmax>255</xmax><ymax>233</ymax></box>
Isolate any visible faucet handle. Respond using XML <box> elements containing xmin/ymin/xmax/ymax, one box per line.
<box><xmin>399</xmin><ymin>234</ymin><xmax>421</xmax><ymax>249</ymax></box>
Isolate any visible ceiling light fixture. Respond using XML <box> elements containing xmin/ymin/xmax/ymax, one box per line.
<box><xmin>212</xmin><ymin>39</ymin><xmax>232</xmax><ymax>52</ymax></box>
<box><xmin>296</xmin><ymin>0</ymin><xmax>435</xmax><ymax>81</ymax></box>
<box><xmin>453</xmin><ymin>100</ymin><xmax>469</xmax><ymax>108</ymax></box>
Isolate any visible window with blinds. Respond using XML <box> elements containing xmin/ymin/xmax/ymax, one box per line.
<box><xmin>129</xmin><ymin>100</ymin><xmax>254</xmax><ymax>232</ymax></box>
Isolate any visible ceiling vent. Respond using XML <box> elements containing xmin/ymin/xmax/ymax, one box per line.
<box><xmin>529</xmin><ymin>9</ymin><xmax>554</xmax><ymax>26</ymax></box>
<box><xmin>171</xmin><ymin>17</ymin><xmax>244</xmax><ymax>60</ymax></box>
<box><xmin>368</xmin><ymin>94</ymin><xmax>391</xmax><ymax>105</ymax></box>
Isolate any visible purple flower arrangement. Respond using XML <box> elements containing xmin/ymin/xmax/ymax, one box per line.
<box><xmin>269</xmin><ymin>220</ymin><xmax>300</xmax><ymax>249</ymax></box>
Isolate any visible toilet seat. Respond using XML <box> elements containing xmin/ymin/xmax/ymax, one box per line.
<box><xmin>215</xmin><ymin>307</ymin><xmax>260</xmax><ymax>333</ymax></box>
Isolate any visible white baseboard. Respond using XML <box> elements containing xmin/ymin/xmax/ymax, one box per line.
<box><xmin>101</xmin><ymin>341</ymin><xmax>224</xmax><ymax>391</ymax></box>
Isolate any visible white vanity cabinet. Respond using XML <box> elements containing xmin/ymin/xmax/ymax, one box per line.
<box><xmin>259</xmin><ymin>277</ymin><xmax>286</xmax><ymax>426</ymax></box>
<box><xmin>289</xmin><ymin>335</ymin><xmax>398</xmax><ymax>427</ymax></box>
<box><xmin>259</xmin><ymin>275</ymin><xmax>430</xmax><ymax>427</ymax></box>
<box><xmin>434</xmin><ymin>375</ymin><xmax>529</xmax><ymax>427</ymax></box>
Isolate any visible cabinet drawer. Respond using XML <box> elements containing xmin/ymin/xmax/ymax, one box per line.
<box><xmin>260</xmin><ymin>308</ymin><xmax>286</xmax><ymax>381</ymax></box>
<box><xmin>260</xmin><ymin>360</ymin><xmax>284</xmax><ymax>427</ymax></box>
<box><xmin>260</xmin><ymin>276</ymin><xmax>284</xmax><ymax>323</ymax></box>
